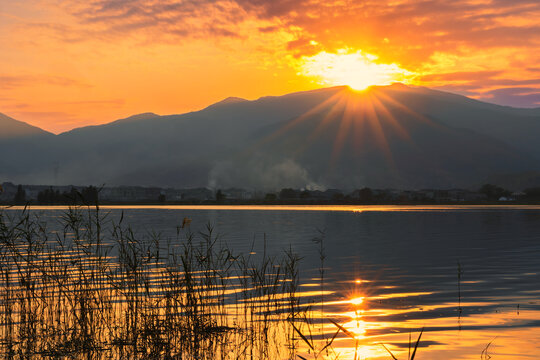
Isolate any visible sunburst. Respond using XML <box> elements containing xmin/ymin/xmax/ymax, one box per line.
<box><xmin>297</xmin><ymin>49</ymin><xmax>414</xmax><ymax>90</ymax></box>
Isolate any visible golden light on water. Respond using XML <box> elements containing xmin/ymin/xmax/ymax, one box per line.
<box><xmin>350</xmin><ymin>296</ymin><xmax>364</xmax><ymax>306</ymax></box>
<box><xmin>298</xmin><ymin>49</ymin><xmax>414</xmax><ymax>90</ymax></box>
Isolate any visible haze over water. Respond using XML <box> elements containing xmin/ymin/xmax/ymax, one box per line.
<box><xmin>8</xmin><ymin>205</ymin><xmax>540</xmax><ymax>359</ymax></box>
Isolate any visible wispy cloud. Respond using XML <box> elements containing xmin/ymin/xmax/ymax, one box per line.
<box><xmin>61</xmin><ymin>99</ymin><xmax>125</xmax><ymax>106</ymax></box>
<box><xmin>56</xmin><ymin>0</ymin><xmax>250</xmax><ymax>41</ymax></box>
<box><xmin>476</xmin><ymin>87</ymin><xmax>540</xmax><ymax>108</ymax></box>
<box><xmin>0</xmin><ymin>75</ymin><xmax>91</xmax><ymax>90</ymax></box>
<box><xmin>51</xmin><ymin>0</ymin><xmax>540</xmax><ymax>66</ymax></box>
<box><xmin>417</xmin><ymin>71</ymin><xmax>504</xmax><ymax>83</ymax></box>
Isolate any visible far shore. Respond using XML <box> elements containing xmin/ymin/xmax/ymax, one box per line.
<box><xmin>3</xmin><ymin>202</ymin><xmax>540</xmax><ymax>211</ymax></box>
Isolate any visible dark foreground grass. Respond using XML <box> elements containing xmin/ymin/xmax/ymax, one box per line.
<box><xmin>0</xmin><ymin>205</ymin><xmax>423</xmax><ymax>360</ymax></box>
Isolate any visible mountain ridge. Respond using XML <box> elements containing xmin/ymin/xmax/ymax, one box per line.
<box><xmin>6</xmin><ymin>84</ymin><xmax>540</xmax><ymax>135</ymax></box>
<box><xmin>0</xmin><ymin>112</ymin><xmax>53</xmax><ymax>139</ymax></box>
<box><xmin>1</xmin><ymin>84</ymin><xmax>540</xmax><ymax>190</ymax></box>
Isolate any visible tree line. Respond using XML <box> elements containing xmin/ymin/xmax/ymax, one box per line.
<box><xmin>12</xmin><ymin>185</ymin><xmax>99</xmax><ymax>205</ymax></box>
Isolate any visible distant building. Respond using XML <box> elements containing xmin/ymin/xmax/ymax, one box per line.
<box><xmin>99</xmin><ymin>186</ymin><xmax>162</xmax><ymax>202</ymax></box>
<box><xmin>498</xmin><ymin>196</ymin><xmax>515</xmax><ymax>202</ymax></box>
<box><xmin>223</xmin><ymin>188</ymin><xmax>253</xmax><ymax>200</ymax></box>
<box><xmin>179</xmin><ymin>188</ymin><xmax>214</xmax><ymax>201</ymax></box>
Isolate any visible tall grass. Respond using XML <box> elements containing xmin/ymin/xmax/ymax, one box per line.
<box><xmin>0</xmin><ymin>205</ymin><xmax>427</xmax><ymax>360</ymax></box>
<box><xmin>0</xmin><ymin>206</ymin><xmax>313</xmax><ymax>359</ymax></box>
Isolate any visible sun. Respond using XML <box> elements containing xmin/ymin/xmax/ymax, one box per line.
<box><xmin>297</xmin><ymin>49</ymin><xmax>413</xmax><ymax>90</ymax></box>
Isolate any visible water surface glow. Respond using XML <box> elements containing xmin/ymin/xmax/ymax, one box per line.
<box><xmin>2</xmin><ymin>205</ymin><xmax>540</xmax><ymax>358</ymax></box>
<box><xmin>5</xmin><ymin>204</ymin><xmax>540</xmax><ymax>211</ymax></box>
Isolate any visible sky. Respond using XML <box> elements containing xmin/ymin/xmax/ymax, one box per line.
<box><xmin>1</xmin><ymin>0</ymin><xmax>540</xmax><ymax>133</ymax></box>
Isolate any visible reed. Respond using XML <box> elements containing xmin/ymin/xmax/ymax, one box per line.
<box><xmin>0</xmin><ymin>205</ymin><xmax>427</xmax><ymax>360</ymax></box>
<box><xmin>0</xmin><ymin>206</ymin><xmax>309</xmax><ymax>359</ymax></box>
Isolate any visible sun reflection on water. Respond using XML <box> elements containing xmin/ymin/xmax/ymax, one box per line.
<box><xmin>3</xmin><ymin>206</ymin><xmax>540</xmax><ymax>359</ymax></box>
<box><xmin>350</xmin><ymin>296</ymin><xmax>364</xmax><ymax>306</ymax></box>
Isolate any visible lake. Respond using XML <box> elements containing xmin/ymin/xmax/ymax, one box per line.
<box><xmin>2</xmin><ymin>205</ymin><xmax>540</xmax><ymax>359</ymax></box>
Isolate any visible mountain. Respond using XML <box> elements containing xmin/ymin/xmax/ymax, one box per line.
<box><xmin>1</xmin><ymin>85</ymin><xmax>540</xmax><ymax>190</ymax></box>
<box><xmin>0</xmin><ymin>113</ymin><xmax>55</xmax><ymax>179</ymax></box>
<box><xmin>0</xmin><ymin>113</ymin><xmax>53</xmax><ymax>140</ymax></box>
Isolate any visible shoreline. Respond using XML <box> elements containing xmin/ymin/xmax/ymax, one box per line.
<box><xmin>4</xmin><ymin>203</ymin><xmax>540</xmax><ymax>211</ymax></box>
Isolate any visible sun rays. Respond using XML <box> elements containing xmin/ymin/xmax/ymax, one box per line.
<box><xmin>259</xmin><ymin>86</ymin><xmax>427</xmax><ymax>176</ymax></box>
<box><xmin>236</xmin><ymin>83</ymin><xmax>450</xmax><ymax>190</ymax></box>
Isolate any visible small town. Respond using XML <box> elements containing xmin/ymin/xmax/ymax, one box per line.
<box><xmin>1</xmin><ymin>181</ymin><xmax>537</xmax><ymax>205</ymax></box>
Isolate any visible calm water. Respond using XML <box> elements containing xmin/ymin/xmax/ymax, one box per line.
<box><xmin>5</xmin><ymin>205</ymin><xmax>540</xmax><ymax>359</ymax></box>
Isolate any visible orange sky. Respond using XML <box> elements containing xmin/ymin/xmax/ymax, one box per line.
<box><xmin>1</xmin><ymin>0</ymin><xmax>540</xmax><ymax>133</ymax></box>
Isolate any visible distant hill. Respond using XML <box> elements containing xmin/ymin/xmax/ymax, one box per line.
<box><xmin>0</xmin><ymin>113</ymin><xmax>53</xmax><ymax>140</ymax></box>
<box><xmin>1</xmin><ymin>85</ymin><xmax>540</xmax><ymax>190</ymax></box>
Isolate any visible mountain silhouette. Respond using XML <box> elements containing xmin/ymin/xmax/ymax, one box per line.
<box><xmin>0</xmin><ymin>113</ymin><xmax>53</xmax><ymax>140</ymax></box>
<box><xmin>1</xmin><ymin>84</ymin><xmax>539</xmax><ymax>190</ymax></box>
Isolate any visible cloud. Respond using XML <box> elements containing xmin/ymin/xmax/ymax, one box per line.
<box><xmin>420</xmin><ymin>72</ymin><xmax>540</xmax><ymax>91</ymax></box>
<box><xmin>61</xmin><ymin>99</ymin><xmax>125</xmax><ymax>107</ymax></box>
<box><xmin>475</xmin><ymin>87</ymin><xmax>540</xmax><ymax>108</ymax></box>
<box><xmin>49</xmin><ymin>0</ymin><xmax>540</xmax><ymax>67</ymax></box>
<box><xmin>6</xmin><ymin>0</ymin><xmax>540</xmax><ymax>108</ymax></box>
<box><xmin>237</xmin><ymin>1</ymin><xmax>540</xmax><ymax>42</ymax></box>
<box><xmin>55</xmin><ymin>0</ymin><xmax>249</xmax><ymax>41</ymax></box>
<box><xmin>258</xmin><ymin>25</ymin><xmax>279</xmax><ymax>33</ymax></box>
<box><xmin>417</xmin><ymin>71</ymin><xmax>504</xmax><ymax>83</ymax></box>
<box><xmin>2</xmin><ymin>103</ymin><xmax>31</xmax><ymax>110</ymax></box>
<box><xmin>0</xmin><ymin>75</ymin><xmax>91</xmax><ymax>90</ymax></box>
